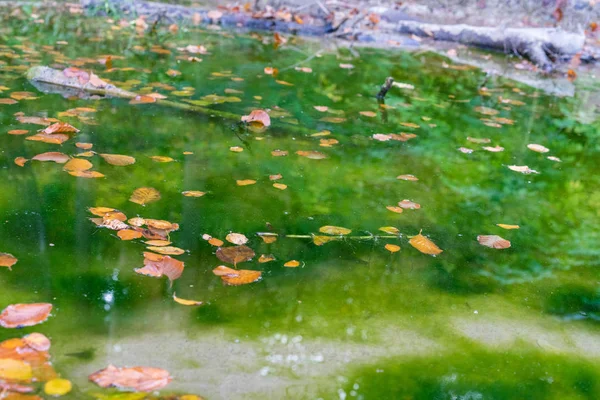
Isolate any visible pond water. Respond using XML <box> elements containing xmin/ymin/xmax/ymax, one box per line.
<box><xmin>1</xmin><ymin>11</ymin><xmax>600</xmax><ymax>400</ymax></box>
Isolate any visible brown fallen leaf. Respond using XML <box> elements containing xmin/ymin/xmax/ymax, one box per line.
<box><xmin>130</xmin><ymin>187</ymin><xmax>161</xmax><ymax>205</ymax></box>
<box><xmin>409</xmin><ymin>232</ymin><xmax>443</xmax><ymax>255</ymax></box>
<box><xmin>0</xmin><ymin>303</ymin><xmax>53</xmax><ymax>328</ymax></box>
<box><xmin>0</xmin><ymin>253</ymin><xmax>18</xmax><ymax>270</ymax></box>
<box><xmin>477</xmin><ymin>235</ymin><xmax>511</xmax><ymax>249</ymax></box>
<box><xmin>173</xmin><ymin>293</ymin><xmax>203</xmax><ymax>306</ymax></box>
<box><xmin>216</xmin><ymin>245</ymin><xmax>255</xmax><ymax>266</ymax></box>
<box><xmin>212</xmin><ymin>265</ymin><xmax>262</xmax><ymax>286</ymax></box>
<box><xmin>32</xmin><ymin>152</ymin><xmax>69</xmax><ymax>164</ymax></box>
<box><xmin>117</xmin><ymin>230</ymin><xmax>143</xmax><ymax>240</ymax></box>
<box><xmin>100</xmin><ymin>154</ymin><xmax>136</xmax><ymax>166</ymax></box>
<box><xmin>89</xmin><ymin>365</ymin><xmax>172</xmax><ymax>392</ymax></box>
<box><xmin>241</xmin><ymin>110</ymin><xmax>271</xmax><ymax>127</ymax></box>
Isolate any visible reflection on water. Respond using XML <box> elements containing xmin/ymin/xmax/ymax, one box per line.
<box><xmin>1</xmin><ymin>10</ymin><xmax>600</xmax><ymax>400</ymax></box>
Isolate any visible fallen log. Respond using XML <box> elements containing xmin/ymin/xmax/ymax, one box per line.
<box><xmin>394</xmin><ymin>21</ymin><xmax>585</xmax><ymax>71</ymax></box>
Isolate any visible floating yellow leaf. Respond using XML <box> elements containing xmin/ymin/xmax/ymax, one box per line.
<box><xmin>271</xmin><ymin>150</ymin><xmax>288</xmax><ymax>157</ymax></box>
<box><xmin>385</xmin><ymin>244</ymin><xmax>401</xmax><ymax>253</ymax></box>
<box><xmin>182</xmin><ymin>191</ymin><xmax>206</xmax><ymax>197</ymax></box>
<box><xmin>527</xmin><ymin>143</ymin><xmax>549</xmax><ymax>153</ymax></box>
<box><xmin>130</xmin><ymin>187</ymin><xmax>161</xmax><ymax>205</ymax></box>
<box><xmin>273</xmin><ymin>183</ymin><xmax>287</xmax><ymax>190</ymax></box>
<box><xmin>100</xmin><ymin>154</ymin><xmax>136</xmax><ymax>166</ymax></box>
<box><xmin>319</xmin><ymin>226</ymin><xmax>351</xmax><ymax>235</ymax></box>
<box><xmin>150</xmin><ymin>156</ymin><xmax>174</xmax><ymax>163</ymax></box>
<box><xmin>236</xmin><ymin>179</ymin><xmax>256</xmax><ymax>186</ymax></box>
<box><xmin>409</xmin><ymin>232</ymin><xmax>442</xmax><ymax>255</ymax></box>
<box><xmin>226</xmin><ymin>233</ymin><xmax>248</xmax><ymax>245</ymax></box>
<box><xmin>257</xmin><ymin>232</ymin><xmax>277</xmax><ymax>244</ymax></box>
<box><xmin>0</xmin><ymin>358</ymin><xmax>32</xmax><ymax>381</ymax></box>
<box><xmin>397</xmin><ymin>174</ymin><xmax>418</xmax><ymax>181</ymax></box>
<box><xmin>359</xmin><ymin>111</ymin><xmax>377</xmax><ymax>117</ymax></box>
<box><xmin>379</xmin><ymin>227</ymin><xmax>399</xmax><ymax>235</ymax></box>
<box><xmin>14</xmin><ymin>157</ymin><xmax>28</xmax><ymax>167</ymax></box>
<box><xmin>496</xmin><ymin>224</ymin><xmax>520</xmax><ymax>230</ymax></box>
<box><xmin>117</xmin><ymin>230</ymin><xmax>143</xmax><ymax>241</ymax></box>
<box><xmin>284</xmin><ymin>260</ymin><xmax>300</xmax><ymax>267</ymax></box>
<box><xmin>230</xmin><ymin>146</ymin><xmax>243</xmax><ymax>152</ymax></box>
<box><xmin>76</xmin><ymin>142</ymin><xmax>93</xmax><ymax>149</ymax></box>
<box><xmin>173</xmin><ymin>293</ymin><xmax>203</xmax><ymax>306</ymax></box>
<box><xmin>145</xmin><ymin>240</ymin><xmax>171</xmax><ymax>246</ymax></box>
<box><xmin>89</xmin><ymin>207</ymin><xmax>115</xmax><ymax>216</ymax></box>
<box><xmin>68</xmin><ymin>170</ymin><xmax>105</xmax><ymax>179</ymax></box>
<box><xmin>44</xmin><ymin>378</ymin><xmax>72</xmax><ymax>396</ymax></box>
<box><xmin>147</xmin><ymin>246</ymin><xmax>185</xmax><ymax>255</ymax></box>
<box><xmin>313</xmin><ymin>236</ymin><xmax>339</xmax><ymax>246</ymax></box>
<box><xmin>8</xmin><ymin>129</ymin><xmax>28</xmax><ymax>135</ymax></box>
<box><xmin>483</xmin><ymin>146</ymin><xmax>504</xmax><ymax>152</ymax></box>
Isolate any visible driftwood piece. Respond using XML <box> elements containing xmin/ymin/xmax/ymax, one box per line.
<box><xmin>376</xmin><ymin>77</ymin><xmax>394</xmax><ymax>101</ymax></box>
<box><xmin>395</xmin><ymin>21</ymin><xmax>585</xmax><ymax>71</ymax></box>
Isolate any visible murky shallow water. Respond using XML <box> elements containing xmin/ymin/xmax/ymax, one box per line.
<box><xmin>1</xmin><ymin>11</ymin><xmax>600</xmax><ymax>400</ymax></box>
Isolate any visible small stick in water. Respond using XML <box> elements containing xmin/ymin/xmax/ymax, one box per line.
<box><xmin>376</xmin><ymin>76</ymin><xmax>394</xmax><ymax>101</ymax></box>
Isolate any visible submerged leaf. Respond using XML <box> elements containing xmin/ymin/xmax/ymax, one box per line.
<box><xmin>313</xmin><ymin>235</ymin><xmax>340</xmax><ymax>246</ymax></box>
<box><xmin>508</xmin><ymin>165</ymin><xmax>539</xmax><ymax>174</ymax></box>
<box><xmin>0</xmin><ymin>303</ymin><xmax>53</xmax><ymax>328</ymax></box>
<box><xmin>100</xmin><ymin>154</ymin><xmax>136</xmax><ymax>166</ymax></box>
<box><xmin>135</xmin><ymin>253</ymin><xmax>184</xmax><ymax>283</ymax></box>
<box><xmin>296</xmin><ymin>150</ymin><xmax>327</xmax><ymax>159</ymax></box>
<box><xmin>216</xmin><ymin>245</ymin><xmax>255</xmax><ymax>266</ymax></box>
<box><xmin>409</xmin><ymin>232</ymin><xmax>442</xmax><ymax>255</ymax></box>
<box><xmin>130</xmin><ymin>187</ymin><xmax>161</xmax><ymax>205</ymax></box>
<box><xmin>477</xmin><ymin>235</ymin><xmax>511</xmax><ymax>249</ymax></box>
<box><xmin>527</xmin><ymin>144</ymin><xmax>549</xmax><ymax>153</ymax></box>
<box><xmin>68</xmin><ymin>170</ymin><xmax>104</xmax><ymax>178</ymax></box>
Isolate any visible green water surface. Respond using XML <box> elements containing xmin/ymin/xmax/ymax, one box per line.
<box><xmin>1</xmin><ymin>10</ymin><xmax>600</xmax><ymax>400</ymax></box>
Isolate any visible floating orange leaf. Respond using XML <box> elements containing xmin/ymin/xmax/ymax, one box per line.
<box><xmin>284</xmin><ymin>260</ymin><xmax>300</xmax><ymax>268</ymax></box>
<box><xmin>241</xmin><ymin>109</ymin><xmax>271</xmax><ymax>127</ymax></box>
<box><xmin>319</xmin><ymin>226</ymin><xmax>351</xmax><ymax>235</ymax></box>
<box><xmin>173</xmin><ymin>293</ymin><xmax>203</xmax><ymax>306</ymax></box>
<box><xmin>0</xmin><ymin>253</ymin><xmax>18</xmax><ymax>270</ymax></box>
<box><xmin>76</xmin><ymin>142</ymin><xmax>93</xmax><ymax>150</ymax></box>
<box><xmin>63</xmin><ymin>158</ymin><xmax>92</xmax><ymax>172</ymax></box>
<box><xmin>208</xmin><ymin>237</ymin><xmax>224</xmax><ymax>247</ymax></box>
<box><xmin>497</xmin><ymin>224</ymin><xmax>520</xmax><ymax>230</ymax></box>
<box><xmin>386</xmin><ymin>206</ymin><xmax>403</xmax><ymax>214</ymax></box>
<box><xmin>100</xmin><ymin>154</ymin><xmax>136</xmax><ymax>166</ymax></box>
<box><xmin>68</xmin><ymin>170</ymin><xmax>104</xmax><ymax>179</ymax></box>
<box><xmin>26</xmin><ymin>133</ymin><xmax>70</xmax><ymax>144</ymax></box>
<box><xmin>135</xmin><ymin>253</ymin><xmax>184</xmax><ymax>284</ymax></box>
<box><xmin>264</xmin><ymin>67</ymin><xmax>278</xmax><ymax>76</ymax></box>
<box><xmin>216</xmin><ymin>245</ymin><xmax>255</xmax><ymax>266</ymax></box>
<box><xmin>272</xmin><ymin>183</ymin><xmax>287</xmax><ymax>190</ymax></box>
<box><xmin>0</xmin><ymin>98</ymin><xmax>18</xmax><ymax>105</ymax></box>
<box><xmin>8</xmin><ymin>130</ymin><xmax>28</xmax><ymax>135</ymax></box>
<box><xmin>319</xmin><ymin>116</ymin><xmax>346</xmax><ymax>124</ymax></box>
<box><xmin>129</xmin><ymin>95</ymin><xmax>157</xmax><ymax>105</ymax></box>
<box><xmin>117</xmin><ymin>230</ymin><xmax>143</xmax><ymax>241</ymax></box>
<box><xmin>182</xmin><ymin>191</ymin><xmax>206</xmax><ymax>197</ymax></box>
<box><xmin>296</xmin><ymin>150</ymin><xmax>327</xmax><ymax>159</ymax></box>
<box><xmin>14</xmin><ymin>155</ymin><xmax>29</xmax><ymax>166</ymax></box>
<box><xmin>41</xmin><ymin>122</ymin><xmax>79</xmax><ymax>134</ymax></box>
<box><xmin>385</xmin><ymin>244</ymin><xmax>401</xmax><ymax>253</ymax></box>
<box><xmin>273</xmin><ymin>32</ymin><xmax>288</xmax><ymax>45</ymax></box>
<box><xmin>359</xmin><ymin>111</ymin><xmax>377</xmax><ymax>117</ymax></box>
<box><xmin>271</xmin><ymin>150</ymin><xmax>288</xmax><ymax>157</ymax></box>
<box><xmin>32</xmin><ymin>152</ymin><xmax>69</xmax><ymax>164</ymax></box>
<box><xmin>130</xmin><ymin>187</ymin><xmax>161</xmax><ymax>205</ymax></box>
<box><xmin>258</xmin><ymin>254</ymin><xmax>275</xmax><ymax>263</ymax></box>
<box><xmin>0</xmin><ymin>303</ymin><xmax>53</xmax><ymax>328</ymax></box>
<box><xmin>212</xmin><ymin>265</ymin><xmax>262</xmax><ymax>286</ymax></box>
<box><xmin>236</xmin><ymin>179</ymin><xmax>256</xmax><ymax>186</ymax></box>
<box><xmin>144</xmin><ymin>240</ymin><xmax>171</xmax><ymax>247</ymax></box>
<box><xmin>477</xmin><ymin>235</ymin><xmax>511</xmax><ymax>249</ymax></box>
<box><xmin>409</xmin><ymin>232</ymin><xmax>442</xmax><ymax>255</ymax></box>
<box><xmin>398</xmin><ymin>199</ymin><xmax>421</xmax><ymax>209</ymax></box>
<box><xmin>313</xmin><ymin>236</ymin><xmax>340</xmax><ymax>246</ymax></box>
<box><xmin>89</xmin><ymin>365</ymin><xmax>172</xmax><ymax>392</ymax></box>
<box><xmin>257</xmin><ymin>232</ymin><xmax>277</xmax><ymax>244</ymax></box>
<box><xmin>88</xmin><ymin>207</ymin><xmax>115</xmax><ymax>216</ymax></box>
